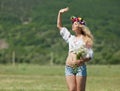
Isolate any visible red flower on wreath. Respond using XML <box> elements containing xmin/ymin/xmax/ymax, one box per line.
<box><xmin>70</xmin><ymin>16</ymin><xmax>86</xmax><ymax>25</ymax></box>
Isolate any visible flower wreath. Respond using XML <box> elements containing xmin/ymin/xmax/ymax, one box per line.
<box><xmin>70</xmin><ymin>16</ymin><xmax>86</xmax><ymax>25</ymax></box>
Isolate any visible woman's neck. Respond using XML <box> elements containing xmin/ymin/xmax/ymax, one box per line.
<box><xmin>75</xmin><ymin>33</ymin><xmax>82</xmax><ymax>37</ymax></box>
<box><xmin>74</xmin><ymin>29</ymin><xmax>82</xmax><ymax>37</ymax></box>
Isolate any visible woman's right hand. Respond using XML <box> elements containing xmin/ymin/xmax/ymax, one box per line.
<box><xmin>59</xmin><ymin>7</ymin><xmax>69</xmax><ymax>14</ymax></box>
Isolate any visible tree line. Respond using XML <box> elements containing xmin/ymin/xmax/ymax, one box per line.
<box><xmin>0</xmin><ymin>0</ymin><xmax>120</xmax><ymax>64</ymax></box>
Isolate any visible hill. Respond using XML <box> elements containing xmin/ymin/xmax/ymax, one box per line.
<box><xmin>0</xmin><ymin>0</ymin><xmax>120</xmax><ymax>64</ymax></box>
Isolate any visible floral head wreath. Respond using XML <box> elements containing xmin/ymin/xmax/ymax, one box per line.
<box><xmin>70</xmin><ymin>16</ymin><xmax>86</xmax><ymax>25</ymax></box>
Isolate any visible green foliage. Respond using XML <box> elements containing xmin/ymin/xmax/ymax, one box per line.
<box><xmin>0</xmin><ymin>0</ymin><xmax>120</xmax><ymax>64</ymax></box>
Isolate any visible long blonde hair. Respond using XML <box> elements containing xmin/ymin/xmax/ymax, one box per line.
<box><xmin>80</xmin><ymin>25</ymin><xmax>94</xmax><ymax>47</ymax></box>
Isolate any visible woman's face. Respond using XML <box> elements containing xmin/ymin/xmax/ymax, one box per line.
<box><xmin>72</xmin><ymin>21</ymin><xmax>80</xmax><ymax>32</ymax></box>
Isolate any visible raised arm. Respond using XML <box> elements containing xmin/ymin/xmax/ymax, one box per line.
<box><xmin>57</xmin><ymin>7</ymin><xmax>69</xmax><ymax>30</ymax></box>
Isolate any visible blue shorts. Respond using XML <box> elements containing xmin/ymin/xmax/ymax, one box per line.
<box><xmin>65</xmin><ymin>65</ymin><xmax>87</xmax><ymax>76</ymax></box>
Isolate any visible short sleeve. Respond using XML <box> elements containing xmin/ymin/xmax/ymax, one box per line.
<box><xmin>60</xmin><ymin>27</ymin><xmax>71</xmax><ymax>43</ymax></box>
<box><xmin>85</xmin><ymin>48</ymin><xmax>94</xmax><ymax>60</ymax></box>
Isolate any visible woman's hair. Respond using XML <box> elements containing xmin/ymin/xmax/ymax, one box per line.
<box><xmin>70</xmin><ymin>16</ymin><xmax>93</xmax><ymax>46</ymax></box>
<box><xmin>80</xmin><ymin>25</ymin><xmax>94</xmax><ymax>46</ymax></box>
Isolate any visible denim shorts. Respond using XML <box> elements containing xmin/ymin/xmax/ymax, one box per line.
<box><xmin>65</xmin><ymin>65</ymin><xmax>87</xmax><ymax>76</ymax></box>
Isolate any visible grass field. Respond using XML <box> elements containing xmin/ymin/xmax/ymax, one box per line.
<box><xmin>0</xmin><ymin>64</ymin><xmax>120</xmax><ymax>91</ymax></box>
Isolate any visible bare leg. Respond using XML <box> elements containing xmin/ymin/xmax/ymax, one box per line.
<box><xmin>76</xmin><ymin>76</ymin><xmax>86</xmax><ymax>91</ymax></box>
<box><xmin>66</xmin><ymin>75</ymin><xmax>77</xmax><ymax>91</ymax></box>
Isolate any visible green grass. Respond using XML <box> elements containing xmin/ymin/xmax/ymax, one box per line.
<box><xmin>0</xmin><ymin>64</ymin><xmax>120</xmax><ymax>91</ymax></box>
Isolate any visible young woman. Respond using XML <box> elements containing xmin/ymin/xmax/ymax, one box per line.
<box><xmin>57</xmin><ymin>7</ymin><xmax>94</xmax><ymax>91</ymax></box>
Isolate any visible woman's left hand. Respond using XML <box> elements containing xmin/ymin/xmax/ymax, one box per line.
<box><xmin>75</xmin><ymin>59</ymin><xmax>85</xmax><ymax>66</ymax></box>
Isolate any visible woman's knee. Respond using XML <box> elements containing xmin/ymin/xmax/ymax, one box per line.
<box><xmin>68</xmin><ymin>86</ymin><xmax>77</xmax><ymax>91</ymax></box>
<box><xmin>68</xmin><ymin>86</ymin><xmax>76</xmax><ymax>91</ymax></box>
<box><xmin>69</xmin><ymin>89</ymin><xmax>76</xmax><ymax>91</ymax></box>
<box><xmin>77</xmin><ymin>88</ymin><xmax>85</xmax><ymax>91</ymax></box>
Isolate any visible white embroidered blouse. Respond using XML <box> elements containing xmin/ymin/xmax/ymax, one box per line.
<box><xmin>60</xmin><ymin>27</ymin><xmax>93</xmax><ymax>59</ymax></box>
